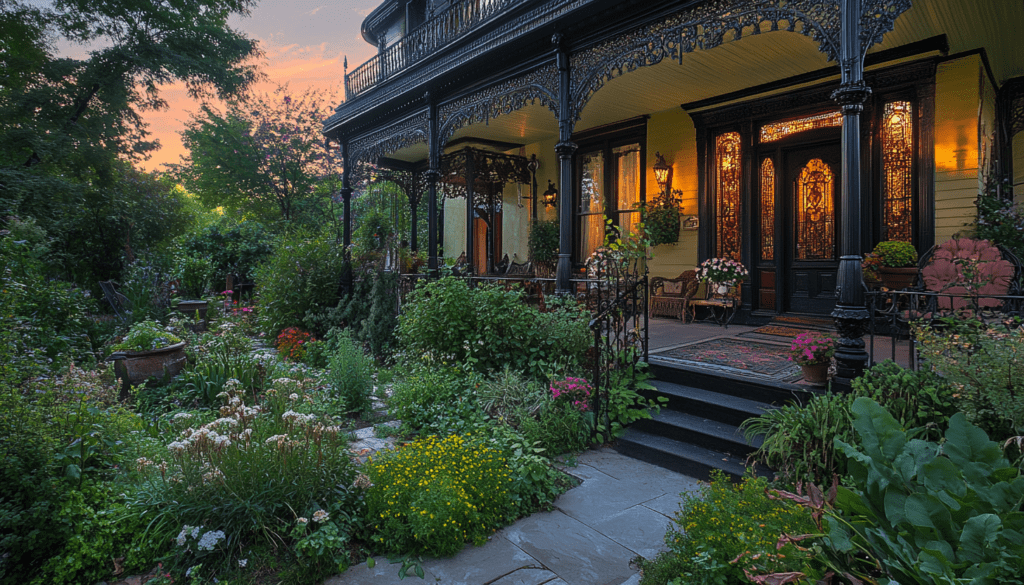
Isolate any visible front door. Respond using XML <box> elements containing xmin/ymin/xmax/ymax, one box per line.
<box><xmin>783</xmin><ymin>144</ymin><xmax>840</xmax><ymax>314</ymax></box>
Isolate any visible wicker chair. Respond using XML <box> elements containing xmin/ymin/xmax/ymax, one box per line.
<box><xmin>650</xmin><ymin>270</ymin><xmax>699</xmax><ymax>321</ymax></box>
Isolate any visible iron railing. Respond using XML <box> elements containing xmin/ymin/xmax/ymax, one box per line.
<box><xmin>346</xmin><ymin>0</ymin><xmax>518</xmax><ymax>99</ymax></box>
<box><xmin>865</xmin><ymin>289</ymin><xmax>1024</xmax><ymax>371</ymax></box>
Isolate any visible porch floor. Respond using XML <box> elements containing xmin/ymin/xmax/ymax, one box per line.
<box><xmin>647</xmin><ymin>316</ymin><xmax>914</xmax><ymax>388</ymax></box>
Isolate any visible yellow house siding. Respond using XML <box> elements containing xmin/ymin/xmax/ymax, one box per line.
<box><xmin>646</xmin><ymin>107</ymin><xmax>699</xmax><ymax>278</ymax></box>
<box><xmin>933</xmin><ymin>56</ymin><xmax>982</xmax><ymax>245</ymax></box>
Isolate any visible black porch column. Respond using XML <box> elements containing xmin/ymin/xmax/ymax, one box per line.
<box><xmin>426</xmin><ymin>97</ymin><xmax>440</xmax><ymax>274</ymax></box>
<box><xmin>341</xmin><ymin>141</ymin><xmax>354</xmax><ymax>291</ymax></box>
<box><xmin>831</xmin><ymin>0</ymin><xmax>872</xmax><ymax>389</ymax></box>
<box><xmin>555</xmin><ymin>34</ymin><xmax>576</xmax><ymax>295</ymax></box>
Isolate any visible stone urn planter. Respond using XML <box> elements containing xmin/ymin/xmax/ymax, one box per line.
<box><xmin>175</xmin><ymin>300</ymin><xmax>209</xmax><ymax>332</ymax></box>
<box><xmin>879</xmin><ymin>266</ymin><xmax>918</xmax><ymax>290</ymax></box>
<box><xmin>111</xmin><ymin>341</ymin><xmax>187</xmax><ymax>400</ymax></box>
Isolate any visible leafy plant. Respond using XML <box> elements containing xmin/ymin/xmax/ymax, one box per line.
<box><xmin>527</xmin><ymin>219</ymin><xmax>560</xmax><ymax>263</ymax></box>
<box><xmin>850</xmin><ymin>359</ymin><xmax>956</xmax><ymax>438</ymax></box>
<box><xmin>325</xmin><ymin>330</ymin><xmax>375</xmax><ymax>416</ymax></box>
<box><xmin>764</xmin><ymin>398</ymin><xmax>1024</xmax><ymax>585</ymax></box>
<box><xmin>643</xmin><ymin>190</ymin><xmax>682</xmax><ymax>247</ymax></box>
<box><xmin>871</xmin><ymin>240</ymin><xmax>918</xmax><ymax>268</ymax></box>
<box><xmin>387</xmin><ymin>366</ymin><xmax>484</xmax><ymax>434</ymax></box>
<box><xmin>596</xmin><ymin>357</ymin><xmax>663</xmax><ymax>442</ymax></box>
<box><xmin>974</xmin><ymin>173</ymin><xmax>1024</xmax><ymax>262</ymax></box>
<box><xmin>637</xmin><ymin>471</ymin><xmax>817</xmax><ymax>585</ymax></box>
<box><xmin>112</xmin><ymin>320</ymin><xmax>182</xmax><ymax>352</ymax></box>
<box><xmin>364</xmin><ymin>434</ymin><xmax>515</xmax><ymax>557</ymax></box>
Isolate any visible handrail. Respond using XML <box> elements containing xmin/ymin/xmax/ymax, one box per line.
<box><xmin>346</xmin><ymin>0</ymin><xmax>517</xmax><ymax>99</ymax></box>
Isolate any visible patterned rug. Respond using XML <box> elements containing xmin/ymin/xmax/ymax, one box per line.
<box><xmin>653</xmin><ymin>338</ymin><xmax>802</xmax><ymax>381</ymax></box>
<box><xmin>750</xmin><ymin>325</ymin><xmax>807</xmax><ymax>338</ymax></box>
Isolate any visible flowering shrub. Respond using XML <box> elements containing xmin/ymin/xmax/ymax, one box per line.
<box><xmin>861</xmin><ymin>251</ymin><xmax>883</xmax><ymax>281</ymax></box>
<box><xmin>695</xmin><ymin>257</ymin><xmax>748</xmax><ymax>285</ymax></box>
<box><xmin>550</xmin><ymin>376</ymin><xmax>592</xmax><ymax>412</ymax></box>
<box><xmin>365</xmin><ymin>434</ymin><xmax>515</xmax><ymax>557</ymax></box>
<box><xmin>787</xmin><ymin>331</ymin><xmax>835</xmax><ymax>365</ymax></box>
<box><xmin>276</xmin><ymin>326</ymin><xmax>315</xmax><ymax>361</ymax></box>
<box><xmin>130</xmin><ymin>377</ymin><xmax>361</xmax><ymax>576</ymax></box>
<box><xmin>637</xmin><ymin>471</ymin><xmax>817</xmax><ymax>585</ymax></box>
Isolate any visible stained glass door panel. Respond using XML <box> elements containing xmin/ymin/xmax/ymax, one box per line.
<box><xmin>784</xmin><ymin>144</ymin><xmax>840</xmax><ymax>315</ymax></box>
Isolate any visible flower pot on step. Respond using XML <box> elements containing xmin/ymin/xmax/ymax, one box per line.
<box><xmin>799</xmin><ymin>362</ymin><xmax>830</xmax><ymax>386</ymax></box>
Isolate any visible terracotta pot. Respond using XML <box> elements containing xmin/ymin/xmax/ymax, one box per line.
<box><xmin>879</xmin><ymin>266</ymin><xmax>917</xmax><ymax>290</ymax></box>
<box><xmin>112</xmin><ymin>341</ymin><xmax>187</xmax><ymax>399</ymax></box>
<box><xmin>800</xmin><ymin>362</ymin><xmax>830</xmax><ymax>386</ymax></box>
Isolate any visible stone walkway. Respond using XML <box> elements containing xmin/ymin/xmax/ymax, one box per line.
<box><xmin>325</xmin><ymin>447</ymin><xmax>701</xmax><ymax>585</ymax></box>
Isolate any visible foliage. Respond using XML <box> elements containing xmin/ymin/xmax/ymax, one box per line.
<box><xmin>849</xmin><ymin>360</ymin><xmax>957</xmax><ymax>439</ymax></box>
<box><xmin>397</xmin><ymin>276</ymin><xmax>590</xmax><ymax>379</ymax></box>
<box><xmin>364</xmin><ymin>434</ymin><xmax>515</xmax><ymax>557</ymax></box>
<box><xmin>287</xmin><ymin>497</ymin><xmax>366</xmax><ymax>583</ymax></box>
<box><xmin>695</xmin><ymin>257</ymin><xmax>748</xmax><ymax>285</ymax></box>
<box><xmin>527</xmin><ymin>219</ymin><xmax>560</xmax><ymax>263</ymax></box>
<box><xmin>174</xmin><ymin>253</ymin><xmax>216</xmax><ymax>299</ymax></box>
<box><xmin>916</xmin><ymin>318</ymin><xmax>1024</xmax><ymax>437</ymax></box>
<box><xmin>254</xmin><ymin>228</ymin><xmax>348</xmax><ymax>336</ymax></box>
<box><xmin>179</xmin><ymin>86</ymin><xmax>341</xmax><ymax>223</ymax></box>
<box><xmin>550</xmin><ymin>376</ymin><xmax>593</xmax><ymax>412</ymax></box>
<box><xmin>871</xmin><ymin>240</ymin><xmax>918</xmax><ymax>268</ymax></box>
<box><xmin>359</xmin><ymin>270</ymin><xmax>400</xmax><ymax>360</ymax></box>
<box><xmin>112</xmin><ymin>320</ymin><xmax>182</xmax><ymax>353</ymax></box>
<box><xmin>643</xmin><ymin>190</ymin><xmax>682</xmax><ymax>247</ymax></box>
<box><xmin>596</xmin><ymin>358</ymin><xmax>663</xmax><ymax>442</ymax></box>
<box><xmin>276</xmin><ymin>327</ymin><xmax>315</xmax><ymax>362</ymax></box>
<box><xmin>861</xmin><ymin>251</ymin><xmax>884</xmax><ymax>281</ymax></box>
<box><xmin>324</xmin><ymin>330</ymin><xmax>375</xmax><ymax>416</ymax></box>
<box><xmin>387</xmin><ymin>366</ymin><xmax>484</xmax><ymax>435</ymax></box>
<box><xmin>786</xmin><ymin>331</ymin><xmax>835</xmax><ymax>366</ymax></box>
<box><xmin>174</xmin><ymin>218</ymin><xmax>276</xmax><ymax>284</ymax></box>
<box><xmin>129</xmin><ymin>378</ymin><xmax>362</xmax><ymax>577</ymax></box>
<box><xmin>974</xmin><ymin>174</ymin><xmax>1024</xmax><ymax>262</ymax></box>
<box><xmin>767</xmin><ymin>399</ymin><xmax>1024</xmax><ymax>585</ymax></box>
<box><xmin>743</xmin><ymin>391</ymin><xmax>855</xmax><ymax>487</ymax></box>
<box><xmin>119</xmin><ymin>258</ymin><xmax>174</xmax><ymax>325</ymax></box>
<box><xmin>637</xmin><ymin>471</ymin><xmax>817</xmax><ymax>585</ymax></box>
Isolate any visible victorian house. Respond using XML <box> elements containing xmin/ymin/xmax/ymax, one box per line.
<box><xmin>324</xmin><ymin>0</ymin><xmax>1024</xmax><ymax>381</ymax></box>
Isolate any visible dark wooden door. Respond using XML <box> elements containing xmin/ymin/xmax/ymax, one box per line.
<box><xmin>783</xmin><ymin>144</ymin><xmax>841</xmax><ymax>314</ymax></box>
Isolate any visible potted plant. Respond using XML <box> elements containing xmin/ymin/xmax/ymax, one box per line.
<box><xmin>787</xmin><ymin>331</ymin><xmax>835</xmax><ymax>386</ymax></box>
<box><xmin>109</xmin><ymin>320</ymin><xmax>187</xmax><ymax>399</ymax></box>
<box><xmin>870</xmin><ymin>240</ymin><xmax>919</xmax><ymax>290</ymax></box>
<box><xmin>643</xmin><ymin>190</ymin><xmax>682</xmax><ymax>247</ymax></box>
<box><xmin>528</xmin><ymin>219</ymin><xmax>559</xmax><ymax>276</ymax></box>
<box><xmin>695</xmin><ymin>257</ymin><xmax>749</xmax><ymax>295</ymax></box>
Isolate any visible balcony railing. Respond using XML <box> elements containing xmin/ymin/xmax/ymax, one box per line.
<box><xmin>346</xmin><ymin>0</ymin><xmax>518</xmax><ymax>99</ymax></box>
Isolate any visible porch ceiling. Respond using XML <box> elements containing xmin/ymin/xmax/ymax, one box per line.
<box><xmin>380</xmin><ymin>0</ymin><xmax>1024</xmax><ymax>161</ymax></box>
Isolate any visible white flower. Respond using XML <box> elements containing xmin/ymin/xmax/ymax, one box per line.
<box><xmin>172</xmin><ymin>412</ymin><xmax>193</xmax><ymax>422</ymax></box>
<box><xmin>296</xmin><ymin>517</ymin><xmax>308</xmax><ymax>525</ymax></box>
<box><xmin>168</xmin><ymin>441</ymin><xmax>188</xmax><ymax>454</ymax></box>
<box><xmin>191</xmin><ymin>525</ymin><xmax>202</xmax><ymax>539</ymax></box>
<box><xmin>288</xmin><ymin>393</ymin><xmax>299</xmax><ymax>401</ymax></box>
<box><xmin>176</xmin><ymin>526</ymin><xmax>190</xmax><ymax>546</ymax></box>
<box><xmin>312</xmin><ymin>509</ymin><xmax>329</xmax><ymax>523</ymax></box>
<box><xmin>197</xmin><ymin>529</ymin><xmax>226</xmax><ymax>551</ymax></box>
<box><xmin>238</xmin><ymin>558</ymin><xmax>248</xmax><ymax>568</ymax></box>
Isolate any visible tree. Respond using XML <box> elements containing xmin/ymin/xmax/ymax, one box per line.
<box><xmin>178</xmin><ymin>85</ymin><xmax>341</xmax><ymax>223</ymax></box>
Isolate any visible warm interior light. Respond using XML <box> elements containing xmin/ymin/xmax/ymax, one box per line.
<box><xmin>542</xmin><ymin>180</ymin><xmax>558</xmax><ymax>207</ymax></box>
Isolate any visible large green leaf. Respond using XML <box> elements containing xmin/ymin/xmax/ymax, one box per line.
<box><xmin>959</xmin><ymin>514</ymin><xmax>1001</xmax><ymax>563</ymax></box>
<box><xmin>851</xmin><ymin>397</ymin><xmax>907</xmax><ymax>463</ymax></box>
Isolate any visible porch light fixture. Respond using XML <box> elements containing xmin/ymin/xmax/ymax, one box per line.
<box><xmin>542</xmin><ymin>180</ymin><xmax>558</xmax><ymax>208</ymax></box>
<box><xmin>653</xmin><ymin>152</ymin><xmax>672</xmax><ymax>195</ymax></box>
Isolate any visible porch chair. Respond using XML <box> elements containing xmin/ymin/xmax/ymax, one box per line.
<box><xmin>650</xmin><ymin>270</ymin><xmax>699</xmax><ymax>321</ymax></box>
<box><xmin>918</xmin><ymin>237</ymin><xmax>1017</xmax><ymax>318</ymax></box>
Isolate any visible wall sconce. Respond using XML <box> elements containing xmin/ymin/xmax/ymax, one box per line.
<box><xmin>652</xmin><ymin>152</ymin><xmax>672</xmax><ymax>196</ymax></box>
<box><xmin>541</xmin><ymin>180</ymin><xmax>558</xmax><ymax>208</ymax></box>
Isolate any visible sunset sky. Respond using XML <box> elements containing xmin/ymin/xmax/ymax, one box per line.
<box><xmin>135</xmin><ymin>0</ymin><xmax>380</xmax><ymax>171</ymax></box>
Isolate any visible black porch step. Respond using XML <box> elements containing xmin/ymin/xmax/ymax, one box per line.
<box><xmin>633</xmin><ymin>409</ymin><xmax>763</xmax><ymax>457</ymax></box>
<box><xmin>648</xmin><ymin>360</ymin><xmax>814</xmax><ymax>407</ymax></box>
<box><xmin>614</xmin><ymin>429</ymin><xmax>769</xmax><ymax>481</ymax></box>
<box><xmin>645</xmin><ymin>379</ymin><xmax>774</xmax><ymax>427</ymax></box>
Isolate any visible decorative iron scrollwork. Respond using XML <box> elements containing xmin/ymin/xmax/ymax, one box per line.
<box><xmin>438</xmin><ymin>65</ymin><xmax>559</xmax><ymax>145</ymax></box>
<box><xmin>349</xmin><ymin>112</ymin><xmax>429</xmax><ymax>167</ymax></box>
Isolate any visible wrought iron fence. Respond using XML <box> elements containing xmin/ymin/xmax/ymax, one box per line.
<box><xmin>865</xmin><ymin>289</ymin><xmax>1024</xmax><ymax>371</ymax></box>
<box><xmin>346</xmin><ymin>0</ymin><xmax>518</xmax><ymax>98</ymax></box>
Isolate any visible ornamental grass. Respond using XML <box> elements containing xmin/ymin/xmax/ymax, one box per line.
<box><xmin>364</xmin><ymin>434</ymin><xmax>515</xmax><ymax>557</ymax></box>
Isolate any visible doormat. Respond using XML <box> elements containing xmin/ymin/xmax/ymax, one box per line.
<box><xmin>772</xmin><ymin>315</ymin><xmax>835</xmax><ymax>328</ymax></box>
<box><xmin>750</xmin><ymin>325</ymin><xmax>808</xmax><ymax>338</ymax></box>
<box><xmin>653</xmin><ymin>338</ymin><xmax>802</xmax><ymax>381</ymax></box>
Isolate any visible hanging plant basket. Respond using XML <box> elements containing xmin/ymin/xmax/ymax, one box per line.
<box><xmin>644</xmin><ymin>190</ymin><xmax>682</xmax><ymax>246</ymax></box>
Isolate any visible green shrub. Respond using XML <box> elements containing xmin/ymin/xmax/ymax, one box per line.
<box><xmin>387</xmin><ymin>366</ymin><xmax>485</xmax><ymax>434</ymax></box>
<box><xmin>779</xmin><ymin>398</ymin><xmax>1024</xmax><ymax>585</ymax></box>
<box><xmin>364</xmin><ymin>434</ymin><xmax>514</xmax><ymax>557</ymax></box>
<box><xmin>917</xmin><ymin>318</ymin><xmax>1024</xmax><ymax>437</ymax></box>
<box><xmin>527</xmin><ymin>219</ymin><xmax>559</xmax><ymax>263</ymax></box>
<box><xmin>637</xmin><ymin>471</ymin><xmax>817</xmax><ymax>585</ymax></box>
<box><xmin>850</xmin><ymin>359</ymin><xmax>956</xmax><ymax>438</ymax></box>
<box><xmin>397</xmin><ymin>276</ymin><xmax>589</xmax><ymax>379</ymax></box>
<box><xmin>175</xmin><ymin>218</ymin><xmax>276</xmax><ymax>285</ymax></box>
<box><xmin>120</xmin><ymin>259</ymin><xmax>174</xmax><ymax>325</ymax></box>
<box><xmin>255</xmin><ymin>228</ymin><xmax>348</xmax><ymax>336</ymax></box>
<box><xmin>112</xmin><ymin>320</ymin><xmax>182</xmax><ymax>352</ymax></box>
<box><xmin>872</xmin><ymin>239</ymin><xmax>918</xmax><ymax>267</ymax></box>
<box><xmin>360</xmin><ymin>270</ymin><xmax>399</xmax><ymax>360</ymax></box>
<box><xmin>173</xmin><ymin>252</ymin><xmax>215</xmax><ymax>299</ymax></box>
<box><xmin>974</xmin><ymin>175</ymin><xmax>1024</xmax><ymax>261</ymax></box>
<box><xmin>325</xmin><ymin>330</ymin><xmax>375</xmax><ymax>416</ymax></box>
<box><xmin>477</xmin><ymin>369</ymin><xmax>589</xmax><ymax>455</ymax></box>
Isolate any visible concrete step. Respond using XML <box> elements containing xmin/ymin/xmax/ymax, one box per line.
<box><xmin>613</xmin><ymin>429</ymin><xmax>769</xmax><ymax>482</ymax></box>
<box><xmin>634</xmin><ymin>409</ymin><xmax>763</xmax><ymax>457</ymax></box>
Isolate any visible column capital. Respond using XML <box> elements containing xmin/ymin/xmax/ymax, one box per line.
<box><xmin>831</xmin><ymin>81</ymin><xmax>872</xmax><ymax>113</ymax></box>
<box><xmin>554</xmin><ymin>140</ymin><xmax>577</xmax><ymax>157</ymax></box>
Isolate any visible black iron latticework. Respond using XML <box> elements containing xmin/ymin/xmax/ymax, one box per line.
<box><xmin>583</xmin><ymin>254</ymin><xmax>649</xmax><ymax>442</ymax></box>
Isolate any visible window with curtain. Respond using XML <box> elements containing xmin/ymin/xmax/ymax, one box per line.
<box><xmin>614</xmin><ymin>144</ymin><xmax>641</xmax><ymax>241</ymax></box>
<box><xmin>579</xmin><ymin>151</ymin><xmax>606</xmax><ymax>260</ymax></box>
